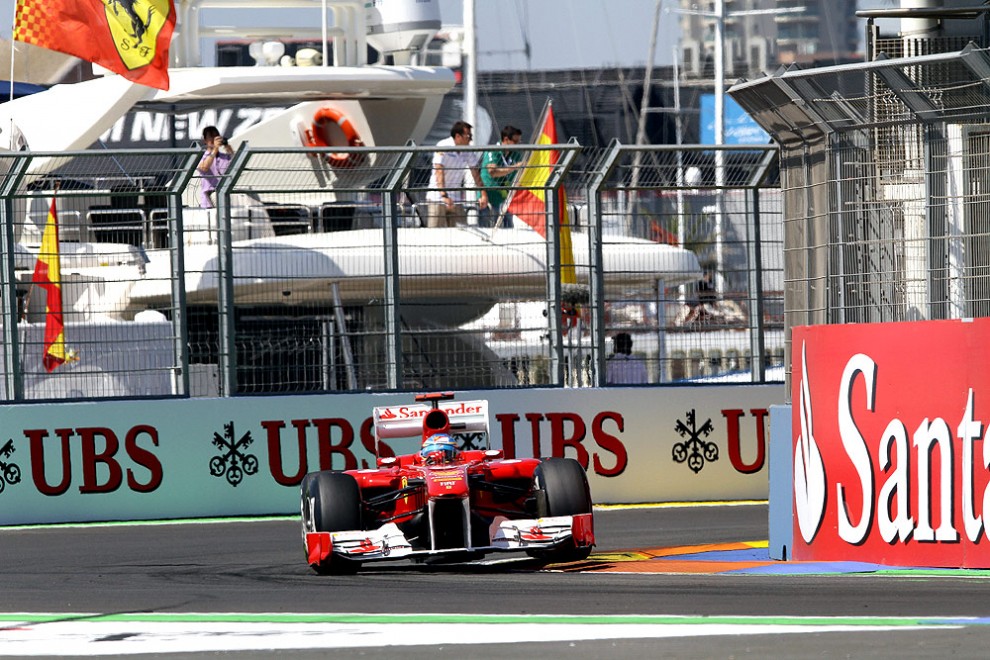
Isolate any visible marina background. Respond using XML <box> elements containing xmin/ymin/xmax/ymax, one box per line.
<box><xmin>0</xmin><ymin>0</ymin><xmax>682</xmax><ymax>71</ymax></box>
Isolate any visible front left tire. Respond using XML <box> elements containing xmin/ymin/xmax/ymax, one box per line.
<box><xmin>529</xmin><ymin>458</ymin><xmax>594</xmax><ymax>563</ymax></box>
<box><xmin>300</xmin><ymin>471</ymin><xmax>362</xmax><ymax>574</ymax></box>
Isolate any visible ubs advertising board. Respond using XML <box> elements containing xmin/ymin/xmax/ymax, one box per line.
<box><xmin>793</xmin><ymin>319</ymin><xmax>990</xmax><ymax>568</ymax></box>
<box><xmin>0</xmin><ymin>385</ymin><xmax>781</xmax><ymax>525</ymax></box>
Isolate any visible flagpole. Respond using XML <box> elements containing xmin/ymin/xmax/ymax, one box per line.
<box><xmin>32</xmin><ymin>185</ymin><xmax>69</xmax><ymax>371</ymax></box>
<box><xmin>22</xmin><ymin>181</ymin><xmax>61</xmax><ymax>320</ymax></box>
<box><xmin>463</xmin><ymin>0</ymin><xmax>477</xmax><ymax>130</ymax></box>
<box><xmin>529</xmin><ymin>98</ymin><xmax>551</xmax><ymax>146</ymax></box>
<box><xmin>8</xmin><ymin>3</ymin><xmax>16</xmax><ymax>108</ymax></box>
<box><xmin>21</xmin><ymin>283</ymin><xmax>32</xmax><ymax>321</ymax></box>
<box><xmin>497</xmin><ymin>97</ymin><xmax>551</xmax><ymax>224</ymax></box>
<box><xmin>7</xmin><ymin>44</ymin><xmax>14</xmax><ymax>103</ymax></box>
<box><xmin>321</xmin><ymin>0</ymin><xmax>328</xmax><ymax>67</ymax></box>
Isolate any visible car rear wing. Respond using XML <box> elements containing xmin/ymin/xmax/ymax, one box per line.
<box><xmin>373</xmin><ymin>393</ymin><xmax>490</xmax><ymax>450</ymax></box>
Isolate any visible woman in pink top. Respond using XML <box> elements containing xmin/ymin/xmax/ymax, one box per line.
<box><xmin>197</xmin><ymin>125</ymin><xmax>234</xmax><ymax>208</ymax></box>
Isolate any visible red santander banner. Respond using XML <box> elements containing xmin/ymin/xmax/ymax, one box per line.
<box><xmin>792</xmin><ymin>319</ymin><xmax>990</xmax><ymax>568</ymax></box>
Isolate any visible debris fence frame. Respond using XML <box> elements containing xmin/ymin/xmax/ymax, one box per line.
<box><xmin>730</xmin><ymin>43</ymin><xmax>990</xmax><ymax>400</ymax></box>
<box><xmin>0</xmin><ymin>141</ymin><xmax>782</xmax><ymax>401</ymax></box>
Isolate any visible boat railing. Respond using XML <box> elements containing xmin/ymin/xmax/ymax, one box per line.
<box><xmin>85</xmin><ymin>207</ymin><xmax>149</xmax><ymax>246</ymax></box>
<box><xmin>259</xmin><ymin>203</ymin><xmax>314</xmax><ymax>236</ymax></box>
<box><xmin>147</xmin><ymin>209</ymin><xmax>172</xmax><ymax>249</ymax></box>
<box><xmin>26</xmin><ymin>209</ymin><xmax>83</xmax><ymax>243</ymax></box>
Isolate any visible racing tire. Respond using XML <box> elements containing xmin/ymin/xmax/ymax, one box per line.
<box><xmin>300</xmin><ymin>471</ymin><xmax>362</xmax><ymax>575</ymax></box>
<box><xmin>529</xmin><ymin>458</ymin><xmax>594</xmax><ymax>564</ymax></box>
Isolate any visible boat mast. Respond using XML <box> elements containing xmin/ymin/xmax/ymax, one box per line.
<box><xmin>321</xmin><ymin>0</ymin><xmax>328</xmax><ymax>67</ymax></box>
<box><xmin>463</xmin><ymin>0</ymin><xmax>478</xmax><ymax>131</ymax></box>
<box><xmin>630</xmin><ymin>0</ymin><xmax>663</xmax><ymax>192</ymax></box>
<box><xmin>674</xmin><ymin>0</ymin><xmax>805</xmax><ymax>294</ymax></box>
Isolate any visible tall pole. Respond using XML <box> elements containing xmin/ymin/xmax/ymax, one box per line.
<box><xmin>628</xmin><ymin>0</ymin><xmax>663</xmax><ymax>236</ymax></box>
<box><xmin>674</xmin><ymin>45</ymin><xmax>686</xmax><ymax>308</ymax></box>
<box><xmin>671</xmin><ymin>1</ymin><xmax>804</xmax><ymax>296</ymax></box>
<box><xmin>714</xmin><ymin>0</ymin><xmax>725</xmax><ymax>159</ymax></box>
<box><xmin>464</xmin><ymin>0</ymin><xmax>477</xmax><ymax>131</ymax></box>
<box><xmin>631</xmin><ymin>0</ymin><xmax>663</xmax><ymax>187</ymax></box>
<box><xmin>713</xmin><ymin>0</ymin><xmax>726</xmax><ymax>295</ymax></box>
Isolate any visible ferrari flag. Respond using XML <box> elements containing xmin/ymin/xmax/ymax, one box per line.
<box><xmin>506</xmin><ymin>102</ymin><xmax>576</xmax><ymax>284</ymax></box>
<box><xmin>32</xmin><ymin>198</ymin><xmax>67</xmax><ymax>372</ymax></box>
<box><xmin>14</xmin><ymin>0</ymin><xmax>176</xmax><ymax>90</ymax></box>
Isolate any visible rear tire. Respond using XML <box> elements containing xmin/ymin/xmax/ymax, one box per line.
<box><xmin>300</xmin><ymin>471</ymin><xmax>362</xmax><ymax>574</ymax></box>
<box><xmin>529</xmin><ymin>458</ymin><xmax>593</xmax><ymax>563</ymax></box>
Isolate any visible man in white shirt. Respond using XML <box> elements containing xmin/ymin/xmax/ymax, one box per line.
<box><xmin>606</xmin><ymin>332</ymin><xmax>649</xmax><ymax>384</ymax></box>
<box><xmin>425</xmin><ymin>121</ymin><xmax>488</xmax><ymax>227</ymax></box>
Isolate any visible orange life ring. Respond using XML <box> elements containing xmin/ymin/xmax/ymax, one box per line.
<box><xmin>303</xmin><ymin>106</ymin><xmax>367</xmax><ymax>169</ymax></box>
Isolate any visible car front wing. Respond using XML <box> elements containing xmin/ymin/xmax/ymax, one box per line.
<box><xmin>306</xmin><ymin>513</ymin><xmax>595</xmax><ymax>566</ymax></box>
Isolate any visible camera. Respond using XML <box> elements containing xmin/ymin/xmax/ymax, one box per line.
<box><xmin>220</xmin><ymin>138</ymin><xmax>228</xmax><ymax>146</ymax></box>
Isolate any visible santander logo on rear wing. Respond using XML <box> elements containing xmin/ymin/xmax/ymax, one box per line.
<box><xmin>373</xmin><ymin>396</ymin><xmax>490</xmax><ymax>441</ymax></box>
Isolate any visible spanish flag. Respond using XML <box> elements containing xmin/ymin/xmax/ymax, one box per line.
<box><xmin>14</xmin><ymin>0</ymin><xmax>175</xmax><ymax>91</ymax></box>
<box><xmin>506</xmin><ymin>101</ymin><xmax>577</xmax><ymax>285</ymax></box>
<box><xmin>32</xmin><ymin>198</ymin><xmax>66</xmax><ymax>372</ymax></box>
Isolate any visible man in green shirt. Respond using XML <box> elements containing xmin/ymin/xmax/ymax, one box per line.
<box><xmin>479</xmin><ymin>125</ymin><xmax>523</xmax><ymax>228</ymax></box>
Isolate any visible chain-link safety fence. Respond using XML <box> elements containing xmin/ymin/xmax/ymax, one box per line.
<box><xmin>0</xmin><ymin>141</ymin><xmax>782</xmax><ymax>400</ymax></box>
<box><xmin>730</xmin><ymin>44</ymin><xmax>990</xmax><ymax>400</ymax></box>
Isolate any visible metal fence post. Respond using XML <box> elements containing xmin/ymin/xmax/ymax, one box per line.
<box><xmin>0</xmin><ymin>154</ymin><xmax>31</xmax><ymax>401</ymax></box>
<box><xmin>546</xmin><ymin>142</ymin><xmax>582</xmax><ymax>386</ymax></box>
<box><xmin>586</xmin><ymin>140</ymin><xmax>623</xmax><ymax>386</ymax></box>
<box><xmin>215</xmin><ymin>143</ymin><xmax>252</xmax><ymax>397</ymax></box>
<box><xmin>168</xmin><ymin>151</ymin><xmax>201</xmax><ymax>397</ymax></box>
<box><xmin>748</xmin><ymin>146</ymin><xmax>778</xmax><ymax>382</ymax></box>
<box><xmin>748</xmin><ymin>187</ymin><xmax>766</xmax><ymax>382</ymax></box>
<box><xmin>381</xmin><ymin>146</ymin><xmax>417</xmax><ymax>390</ymax></box>
<box><xmin>545</xmin><ymin>183</ymin><xmax>564</xmax><ymax>386</ymax></box>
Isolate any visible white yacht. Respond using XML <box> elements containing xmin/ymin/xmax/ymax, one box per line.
<box><xmin>2</xmin><ymin>0</ymin><xmax>701</xmax><ymax>395</ymax></box>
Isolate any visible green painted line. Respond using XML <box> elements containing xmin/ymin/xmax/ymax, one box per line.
<box><xmin>597</xmin><ymin>500</ymin><xmax>767</xmax><ymax>510</ymax></box>
<box><xmin>874</xmin><ymin>569</ymin><xmax>990</xmax><ymax>577</ymax></box>
<box><xmin>764</xmin><ymin>569</ymin><xmax>990</xmax><ymax>578</ymax></box>
<box><xmin>0</xmin><ymin>613</ymin><xmax>981</xmax><ymax>627</ymax></box>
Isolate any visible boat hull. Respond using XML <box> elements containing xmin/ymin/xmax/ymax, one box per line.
<box><xmin>123</xmin><ymin>226</ymin><xmax>701</xmax><ymax>325</ymax></box>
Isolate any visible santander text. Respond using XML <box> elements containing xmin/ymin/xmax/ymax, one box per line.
<box><xmin>837</xmin><ymin>353</ymin><xmax>988</xmax><ymax>545</ymax></box>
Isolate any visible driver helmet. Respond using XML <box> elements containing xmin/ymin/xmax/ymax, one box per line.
<box><xmin>420</xmin><ymin>433</ymin><xmax>459</xmax><ymax>465</ymax></box>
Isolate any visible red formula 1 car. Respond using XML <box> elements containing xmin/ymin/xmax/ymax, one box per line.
<box><xmin>300</xmin><ymin>392</ymin><xmax>594</xmax><ymax>574</ymax></box>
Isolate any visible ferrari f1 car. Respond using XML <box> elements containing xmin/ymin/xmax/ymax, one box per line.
<box><xmin>301</xmin><ymin>392</ymin><xmax>595</xmax><ymax>573</ymax></box>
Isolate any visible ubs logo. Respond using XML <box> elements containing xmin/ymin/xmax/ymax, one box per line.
<box><xmin>0</xmin><ymin>439</ymin><xmax>22</xmax><ymax>494</ymax></box>
<box><xmin>209</xmin><ymin>422</ymin><xmax>259</xmax><ymax>487</ymax></box>
<box><xmin>672</xmin><ymin>409</ymin><xmax>718</xmax><ymax>473</ymax></box>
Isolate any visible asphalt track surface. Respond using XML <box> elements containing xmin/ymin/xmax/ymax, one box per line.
<box><xmin>4</xmin><ymin>503</ymin><xmax>990</xmax><ymax>658</ymax></box>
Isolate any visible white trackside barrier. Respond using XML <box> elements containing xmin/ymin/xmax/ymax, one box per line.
<box><xmin>0</xmin><ymin>384</ymin><xmax>782</xmax><ymax>525</ymax></box>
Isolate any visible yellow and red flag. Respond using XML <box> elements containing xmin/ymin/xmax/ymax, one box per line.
<box><xmin>507</xmin><ymin>101</ymin><xmax>576</xmax><ymax>285</ymax></box>
<box><xmin>32</xmin><ymin>198</ymin><xmax>66</xmax><ymax>372</ymax></box>
<box><xmin>14</xmin><ymin>0</ymin><xmax>176</xmax><ymax>90</ymax></box>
